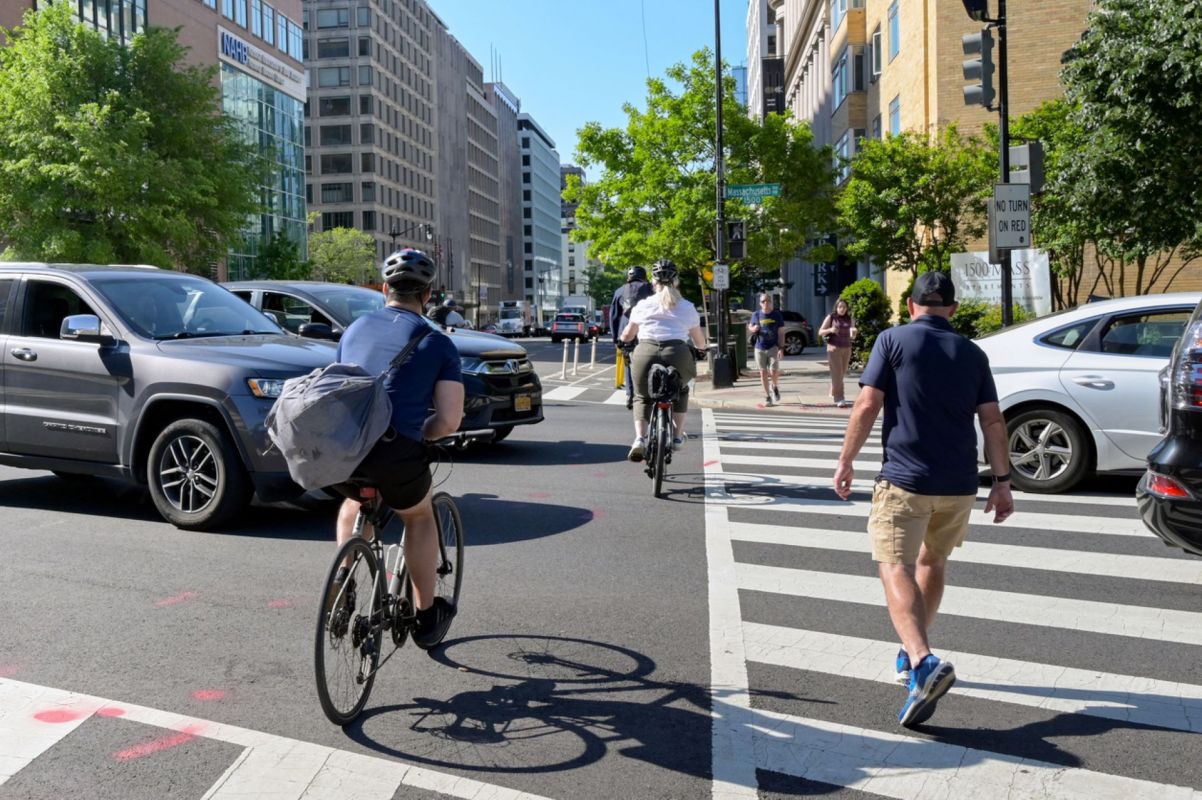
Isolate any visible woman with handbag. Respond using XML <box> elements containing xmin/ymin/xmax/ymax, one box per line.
<box><xmin>818</xmin><ymin>298</ymin><xmax>857</xmax><ymax>408</ymax></box>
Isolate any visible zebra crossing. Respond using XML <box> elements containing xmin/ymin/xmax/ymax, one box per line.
<box><xmin>701</xmin><ymin>408</ymin><xmax>1202</xmax><ymax>799</ymax></box>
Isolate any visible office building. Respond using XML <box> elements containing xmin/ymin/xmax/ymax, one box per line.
<box><xmin>485</xmin><ymin>81</ymin><xmax>525</xmax><ymax>304</ymax></box>
<box><xmin>517</xmin><ymin>113</ymin><xmax>561</xmax><ymax>318</ymax></box>
<box><xmin>560</xmin><ymin>164</ymin><xmax>592</xmax><ymax>300</ymax></box>
<box><xmin>6</xmin><ymin>0</ymin><xmax>307</xmax><ymax>279</ymax></box>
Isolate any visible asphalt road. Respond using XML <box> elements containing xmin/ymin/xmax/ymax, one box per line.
<box><xmin>3</xmin><ymin>336</ymin><xmax>1199</xmax><ymax>799</ymax></box>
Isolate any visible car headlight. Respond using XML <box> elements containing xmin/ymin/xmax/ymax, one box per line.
<box><xmin>459</xmin><ymin>357</ymin><xmax>485</xmax><ymax>374</ymax></box>
<box><xmin>247</xmin><ymin>378</ymin><xmax>286</xmax><ymax>398</ymax></box>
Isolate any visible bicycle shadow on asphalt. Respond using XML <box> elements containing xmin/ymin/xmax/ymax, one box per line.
<box><xmin>341</xmin><ymin>633</ymin><xmax>824</xmax><ymax>780</ymax></box>
<box><xmin>651</xmin><ymin>472</ymin><xmax>872</xmax><ymax>506</ymax></box>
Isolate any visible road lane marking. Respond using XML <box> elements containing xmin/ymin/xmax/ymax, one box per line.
<box><xmin>541</xmin><ymin>386</ymin><xmax>590</xmax><ymax>401</ymax></box>
<box><xmin>737</xmin><ymin>563</ymin><xmax>1202</xmax><ymax>646</ymax></box>
<box><xmin>603</xmin><ymin>390</ymin><xmax>628</xmax><ymax>405</ymax></box>
<box><xmin>729</xmin><ymin>522</ymin><xmax>1202</xmax><ymax>583</ymax></box>
<box><xmin>742</xmin><ymin>622</ymin><xmax>1202</xmax><ymax>734</ymax></box>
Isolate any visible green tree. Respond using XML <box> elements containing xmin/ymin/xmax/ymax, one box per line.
<box><xmin>256</xmin><ymin>231</ymin><xmax>309</xmax><ymax>280</ymax></box>
<box><xmin>308</xmin><ymin>227</ymin><xmax>376</xmax><ymax>285</ymax></box>
<box><xmin>837</xmin><ymin>125</ymin><xmax>994</xmax><ymax>277</ymax></box>
<box><xmin>565</xmin><ymin>49</ymin><xmax>836</xmax><ymax>297</ymax></box>
<box><xmin>583</xmin><ymin>262</ymin><xmax>624</xmax><ymax>311</ymax></box>
<box><xmin>1050</xmin><ymin>0</ymin><xmax>1202</xmax><ymax>297</ymax></box>
<box><xmin>839</xmin><ymin>278</ymin><xmax>892</xmax><ymax>366</ymax></box>
<box><xmin>0</xmin><ymin>4</ymin><xmax>264</xmax><ymax>269</ymax></box>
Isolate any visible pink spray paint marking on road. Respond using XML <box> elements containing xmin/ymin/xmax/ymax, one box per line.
<box><xmin>155</xmin><ymin>591</ymin><xmax>199</xmax><ymax>607</ymax></box>
<box><xmin>33</xmin><ymin>709</ymin><xmax>83</xmax><ymax>724</ymax></box>
<box><xmin>191</xmin><ymin>689</ymin><xmax>227</xmax><ymax>702</ymax></box>
<box><xmin>267</xmin><ymin>599</ymin><xmax>293</xmax><ymax>609</ymax></box>
<box><xmin>0</xmin><ymin>664</ymin><xmax>20</xmax><ymax>678</ymax></box>
<box><xmin>96</xmin><ymin>706</ymin><xmax>126</xmax><ymax>718</ymax></box>
<box><xmin>592</xmin><ymin>472</ymin><xmax>607</xmax><ymax>479</ymax></box>
<box><xmin>114</xmin><ymin>725</ymin><xmax>203</xmax><ymax>761</ymax></box>
<box><xmin>703</xmin><ymin>459</ymin><xmax>719</xmax><ymax>467</ymax></box>
<box><xmin>528</xmin><ymin>491</ymin><xmax>552</xmax><ymax>500</ymax></box>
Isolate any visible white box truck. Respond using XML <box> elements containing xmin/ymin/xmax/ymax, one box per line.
<box><xmin>497</xmin><ymin>300</ymin><xmax>532</xmax><ymax>337</ymax></box>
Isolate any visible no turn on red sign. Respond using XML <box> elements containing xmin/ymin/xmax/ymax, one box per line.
<box><xmin>990</xmin><ymin>183</ymin><xmax>1032</xmax><ymax>251</ymax></box>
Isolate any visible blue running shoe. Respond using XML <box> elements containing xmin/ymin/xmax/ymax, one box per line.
<box><xmin>898</xmin><ymin>655</ymin><xmax>956</xmax><ymax>728</ymax></box>
<box><xmin>895</xmin><ymin>648</ymin><xmax>911</xmax><ymax>687</ymax></box>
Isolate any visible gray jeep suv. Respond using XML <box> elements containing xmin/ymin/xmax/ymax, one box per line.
<box><xmin>0</xmin><ymin>264</ymin><xmax>336</xmax><ymax>530</ymax></box>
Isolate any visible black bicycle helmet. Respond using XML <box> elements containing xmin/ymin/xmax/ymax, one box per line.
<box><xmin>626</xmin><ymin>265</ymin><xmax>647</xmax><ymax>282</ymax></box>
<box><xmin>651</xmin><ymin>259</ymin><xmax>678</xmax><ymax>283</ymax></box>
<box><xmin>381</xmin><ymin>248</ymin><xmax>436</xmax><ymax>287</ymax></box>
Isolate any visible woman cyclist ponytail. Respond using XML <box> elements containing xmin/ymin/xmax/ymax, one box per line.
<box><xmin>655</xmin><ymin>280</ymin><xmax>682</xmax><ymax>311</ymax></box>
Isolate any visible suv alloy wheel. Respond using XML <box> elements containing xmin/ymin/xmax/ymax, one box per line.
<box><xmin>147</xmin><ymin>418</ymin><xmax>252</xmax><ymax>530</ymax></box>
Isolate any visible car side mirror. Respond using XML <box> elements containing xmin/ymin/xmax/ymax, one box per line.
<box><xmin>298</xmin><ymin>322</ymin><xmax>336</xmax><ymax>340</ymax></box>
<box><xmin>60</xmin><ymin>314</ymin><xmax>114</xmax><ymax>345</ymax></box>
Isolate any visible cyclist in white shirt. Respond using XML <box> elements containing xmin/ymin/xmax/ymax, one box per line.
<box><xmin>618</xmin><ymin>259</ymin><xmax>708</xmax><ymax>462</ymax></box>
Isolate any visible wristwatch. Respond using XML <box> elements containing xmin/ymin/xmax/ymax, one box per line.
<box><xmin>992</xmin><ymin>472</ymin><xmax>1012</xmax><ymax>485</ymax></box>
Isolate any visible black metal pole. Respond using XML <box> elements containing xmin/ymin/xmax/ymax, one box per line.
<box><xmin>997</xmin><ymin>0</ymin><xmax>1013</xmax><ymax>326</ymax></box>
<box><xmin>712</xmin><ymin>0</ymin><xmax>733</xmax><ymax>387</ymax></box>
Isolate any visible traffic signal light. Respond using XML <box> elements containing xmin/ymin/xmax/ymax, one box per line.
<box><xmin>961</xmin><ymin>0</ymin><xmax>989</xmax><ymax>21</ymax></box>
<box><xmin>726</xmin><ymin>220</ymin><xmax>746</xmax><ymax>260</ymax></box>
<box><xmin>962</xmin><ymin>28</ymin><xmax>996</xmax><ymax>109</ymax></box>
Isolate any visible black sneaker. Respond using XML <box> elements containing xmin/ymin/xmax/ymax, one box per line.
<box><xmin>412</xmin><ymin>597</ymin><xmax>457</xmax><ymax>650</ymax></box>
<box><xmin>773</xmin><ymin>386</ymin><xmax>780</xmax><ymax>401</ymax></box>
<box><xmin>625</xmin><ymin>396</ymin><xmax>634</xmax><ymax>410</ymax></box>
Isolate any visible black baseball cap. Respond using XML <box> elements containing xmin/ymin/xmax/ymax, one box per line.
<box><xmin>911</xmin><ymin>271</ymin><xmax>956</xmax><ymax>306</ymax></box>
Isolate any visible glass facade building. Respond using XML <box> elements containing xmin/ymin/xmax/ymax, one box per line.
<box><xmin>33</xmin><ymin>0</ymin><xmax>148</xmax><ymax>45</ymax></box>
<box><xmin>220</xmin><ymin>64</ymin><xmax>307</xmax><ymax>280</ymax></box>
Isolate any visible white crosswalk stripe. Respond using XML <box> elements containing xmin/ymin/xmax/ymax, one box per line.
<box><xmin>703</xmin><ymin>409</ymin><xmax>1202</xmax><ymax>799</ymax></box>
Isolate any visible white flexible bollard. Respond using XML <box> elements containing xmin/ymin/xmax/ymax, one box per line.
<box><xmin>559</xmin><ymin>339</ymin><xmax>569</xmax><ymax>379</ymax></box>
<box><xmin>590</xmin><ymin>336</ymin><xmax>597</xmax><ymax>369</ymax></box>
<box><xmin>571</xmin><ymin>337</ymin><xmax>580</xmax><ymax>376</ymax></box>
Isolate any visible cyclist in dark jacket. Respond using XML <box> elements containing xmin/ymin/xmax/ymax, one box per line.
<box><xmin>610</xmin><ymin>266</ymin><xmax>654</xmax><ymax>409</ymax></box>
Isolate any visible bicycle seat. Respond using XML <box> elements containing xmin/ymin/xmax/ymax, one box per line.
<box><xmin>648</xmin><ymin>363</ymin><xmax>683</xmax><ymax>403</ymax></box>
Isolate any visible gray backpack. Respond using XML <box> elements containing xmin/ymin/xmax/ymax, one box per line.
<box><xmin>266</xmin><ymin>326</ymin><xmax>431</xmax><ymax>490</ymax></box>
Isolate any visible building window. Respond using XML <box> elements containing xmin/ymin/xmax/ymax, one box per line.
<box><xmin>318</xmin><ymin>67</ymin><xmax>351</xmax><ymax>87</ymax></box>
<box><xmin>319</xmin><ymin>96</ymin><xmax>350</xmax><ymax>116</ymax></box>
<box><xmin>303</xmin><ymin>126</ymin><xmax>311</xmax><ymax>146</ymax></box>
<box><xmin>358</xmin><ymin>66</ymin><xmax>373</xmax><ymax>86</ymax></box>
<box><xmin>278</xmin><ymin>13</ymin><xmax>287</xmax><ymax>52</ymax></box>
<box><xmin>834</xmin><ymin>131</ymin><xmax>851</xmax><ymax>183</ymax></box>
<box><xmin>263</xmin><ymin>3</ymin><xmax>274</xmax><ymax>44</ymax></box>
<box><xmin>356</xmin><ymin>7</ymin><xmax>370</xmax><ymax>26</ymax></box>
<box><xmin>524</xmin><ymin>242</ymin><xmax>533</xmax><ymax>254</ymax></box>
<box><xmin>361</xmin><ymin>181</ymin><xmax>375</xmax><ymax>202</ymax></box>
<box><xmin>361</xmin><ymin>153</ymin><xmax>374</xmax><ymax>172</ymax></box>
<box><xmin>521</xmin><ymin>154</ymin><xmax>530</xmax><ymax>166</ymax></box>
<box><xmin>289</xmin><ymin>19</ymin><xmax>302</xmax><ymax>57</ymax></box>
<box><xmin>251</xmin><ymin>0</ymin><xmax>262</xmax><ymax>36</ymax></box>
<box><xmin>359</xmin><ymin>36</ymin><xmax>370</xmax><ymax>56</ymax></box>
<box><xmin>522</xmin><ymin>189</ymin><xmax>531</xmax><ymax>201</ymax></box>
<box><xmin>359</xmin><ymin>95</ymin><xmax>373</xmax><ymax>115</ymax></box>
<box><xmin>523</xmin><ymin>225</ymin><xmax>532</xmax><ymax>236</ymax></box>
<box><xmin>222</xmin><ymin>0</ymin><xmax>233</xmax><ymax>20</ymax></box>
<box><xmin>870</xmin><ymin>26</ymin><xmax>882</xmax><ymax>79</ymax></box>
<box><xmin>830</xmin><ymin>0</ymin><xmax>863</xmax><ymax>33</ymax></box>
<box><xmin>234</xmin><ymin>0</ymin><xmax>247</xmax><ymax>27</ymax></box>
<box><xmin>320</xmin><ymin>125</ymin><xmax>353</xmax><ymax>145</ymax></box>
<box><xmin>521</xmin><ymin>136</ymin><xmax>529</xmax><ymax>148</ymax></box>
<box><xmin>317</xmin><ymin>37</ymin><xmax>349</xmax><ymax>58</ymax></box>
<box><xmin>321</xmin><ymin>182</ymin><xmax>354</xmax><ymax>203</ymax></box>
<box><xmin>522</xmin><ymin>208</ymin><xmax>531</xmax><ymax>219</ymax></box>
<box><xmin>362</xmin><ymin>211</ymin><xmax>375</xmax><ymax>231</ymax></box>
<box><xmin>872</xmin><ymin>114</ymin><xmax>882</xmax><ymax>139</ymax></box>
<box><xmin>888</xmin><ymin>1</ymin><xmax>900</xmax><ymax>62</ymax></box>
<box><xmin>320</xmin><ymin>154</ymin><xmax>353</xmax><ymax>174</ymax></box>
<box><xmin>321</xmin><ymin>211</ymin><xmax>355</xmax><ymax>229</ymax></box>
<box><xmin>360</xmin><ymin>123</ymin><xmax>374</xmax><ymax>144</ymax></box>
<box><xmin>888</xmin><ymin>95</ymin><xmax>901</xmax><ymax>136</ymax></box>
<box><xmin>522</xmin><ymin>172</ymin><xmax>530</xmax><ymax>184</ymax></box>
<box><xmin>316</xmin><ymin>8</ymin><xmax>349</xmax><ymax>28</ymax></box>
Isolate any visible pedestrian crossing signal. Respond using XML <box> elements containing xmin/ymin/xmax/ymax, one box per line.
<box><xmin>726</xmin><ymin>220</ymin><xmax>746</xmax><ymax>260</ymax></box>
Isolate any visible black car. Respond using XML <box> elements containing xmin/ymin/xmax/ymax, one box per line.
<box><xmin>224</xmin><ymin>281</ymin><xmax>543</xmax><ymax>441</ymax></box>
<box><xmin>1137</xmin><ymin>298</ymin><xmax>1202</xmax><ymax>556</ymax></box>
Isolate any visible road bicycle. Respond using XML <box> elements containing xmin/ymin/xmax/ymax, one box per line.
<box><xmin>638</xmin><ymin>346</ymin><xmax>709</xmax><ymax>499</ymax></box>
<box><xmin>314</xmin><ymin>432</ymin><xmax>487</xmax><ymax>726</ymax></box>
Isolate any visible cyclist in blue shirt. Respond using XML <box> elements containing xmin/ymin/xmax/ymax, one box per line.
<box><xmin>331</xmin><ymin>249</ymin><xmax>464</xmax><ymax>648</ymax></box>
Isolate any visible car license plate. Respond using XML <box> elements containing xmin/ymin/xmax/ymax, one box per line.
<box><xmin>514</xmin><ymin>394</ymin><xmax>531</xmax><ymax>412</ymax></box>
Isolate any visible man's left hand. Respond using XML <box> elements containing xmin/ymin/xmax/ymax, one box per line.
<box><xmin>833</xmin><ymin>460</ymin><xmax>855</xmax><ymax>500</ymax></box>
<box><xmin>984</xmin><ymin>483</ymin><xmax>1014</xmax><ymax>523</ymax></box>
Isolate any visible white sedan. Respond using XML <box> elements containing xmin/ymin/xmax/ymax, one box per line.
<box><xmin>974</xmin><ymin>292</ymin><xmax>1201</xmax><ymax>493</ymax></box>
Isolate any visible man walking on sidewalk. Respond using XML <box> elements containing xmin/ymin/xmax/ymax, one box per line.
<box><xmin>832</xmin><ymin>272</ymin><xmax>1014</xmax><ymax>728</ymax></box>
<box><xmin>748</xmin><ymin>293</ymin><xmax>784</xmax><ymax>406</ymax></box>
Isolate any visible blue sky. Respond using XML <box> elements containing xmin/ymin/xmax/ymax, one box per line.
<box><xmin>430</xmin><ymin>1</ymin><xmax>749</xmax><ymax>169</ymax></box>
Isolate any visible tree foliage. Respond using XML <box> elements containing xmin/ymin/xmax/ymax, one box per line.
<box><xmin>582</xmin><ymin>262</ymin><xmax>625</xmax><ymax>311</ymax></box>
<box><xmin>257</xmin><ymin>231</ymin><xmax>309</xmax><ymax>280</ymax></box>
<box><xmin>839</xmin><ymin>278</ymin><xmax>893</xmax><ymax>366</ymax></box>
<box><xmin>0</xmin><ymin>4</ymin><xmax>264</xmax><ymax>269</ymax></box>
<box><xmin>308</xmin><ymin>227</ymin><xmax>376</xmax><ymax>285</ymax></box>
<box><xmin>837</xmin><ymin>126</ymin><xmax>994</xmax><ymax>276</ymax></box>
<box><xmin>1047</xmin><ymin>0</ymin><xmax>1202</xmax><ymax>297</ymax></box>
<box><xmin>566</xmin><ymin>49</ymin><xmax>836</xmax><ymax>298</ymax></box>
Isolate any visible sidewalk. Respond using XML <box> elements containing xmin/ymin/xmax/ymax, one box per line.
<box><xmin>692</xmin><ymin>348</ymin><xmax>861</xmax><ymax>416</ymax></box>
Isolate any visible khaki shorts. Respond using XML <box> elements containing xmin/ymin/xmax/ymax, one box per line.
<box><xmin>868</xmin><ymin>480</ymin><xmax>976</xmax><ymax>564</ymax></box>
<box><xmin>754</xmin><ymin>346</ymin><xmax>780</xmax><ymax>371</ymax></box>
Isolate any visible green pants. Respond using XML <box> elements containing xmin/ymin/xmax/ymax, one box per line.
<box><xmin>632</xmin><ymin>339</ymin><xmax>696</xmax><ymax>421</ymax></box>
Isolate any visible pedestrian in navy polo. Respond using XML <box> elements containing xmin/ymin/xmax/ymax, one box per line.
<box><xmin>832</xmin><ymin>271</ymin><xmax>1015</xmax><ymax>728</ymax></box>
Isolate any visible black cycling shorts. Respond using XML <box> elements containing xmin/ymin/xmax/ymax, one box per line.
<box><xmin>336</xmin><ymin>434</ymin><xmax>431</xmax><ymax>511</ymax></box>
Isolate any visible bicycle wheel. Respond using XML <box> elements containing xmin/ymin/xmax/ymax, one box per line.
<box><xmin>431</xmin><ymin>492</ymin><xmax>465</xmax><ymax>609</ymax></box>
<box><xmin>653</xmin><ymin>407</ymin><xmax>669</xmax><ymax>498</ymax></box>
<box><xmin>644</xmin><ymin>409</ymin><xmax>659</xmax><ymax>482</ymax></box>
<box><xmin>315</xmin><ymin>536</ymin><xmax>383</xmax><ymax>726</ymax></box>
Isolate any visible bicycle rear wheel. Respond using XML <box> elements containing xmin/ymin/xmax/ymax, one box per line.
<box><xmin>653</xmin><ymin>407</ymin><xmax>669</xmax><ymax>498</ymax></box>
<box><xmin>315</xmin><ymin>536</ymin><xmax>383</xmax><ymax>726</ymax></box>
<box><xmin>431</xmin><ymin>492</ymin><xmax>465</xmax><ymax>609</ymax></box>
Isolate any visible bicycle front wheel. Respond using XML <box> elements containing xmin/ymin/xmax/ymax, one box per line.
<box><xmin>432</xmin><ymin>492</ymin><xmax>465</xmax><ymax>609</ymax></box>
<box><xmin>653</xmin><ymin>407</ymin><xmax>670</xmax><ymax>498</ymax></box>
<box><xmin>315</xmin><ymin>536</ymin><xmax>383</xmax><ymax>726</ymax></box>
